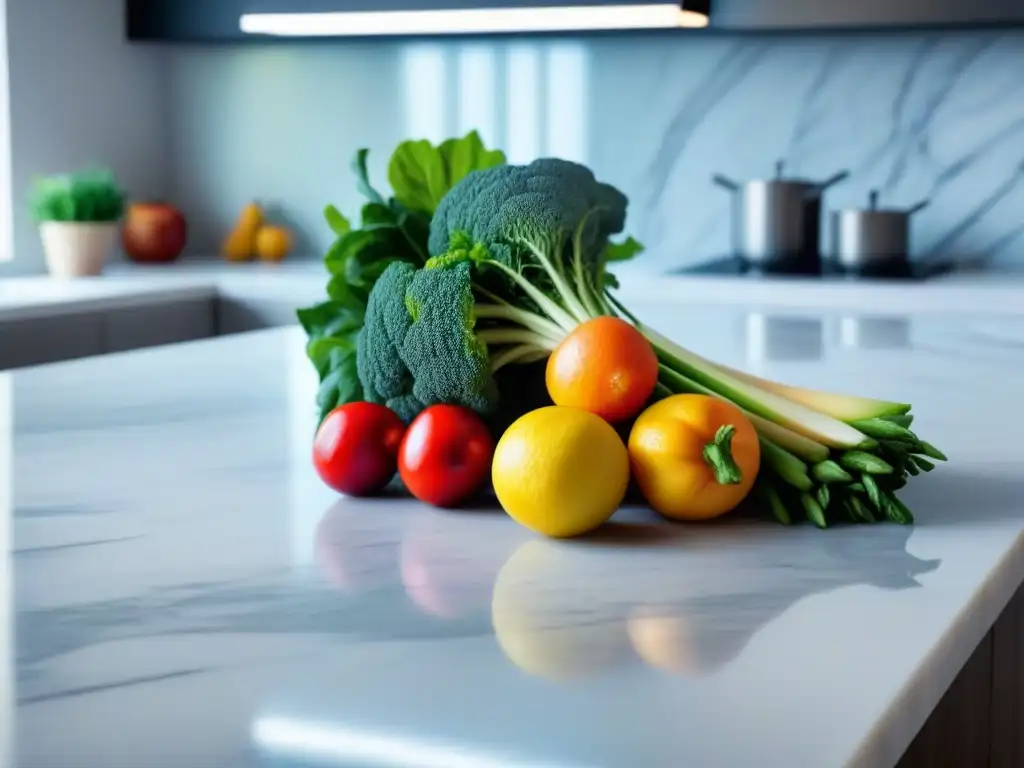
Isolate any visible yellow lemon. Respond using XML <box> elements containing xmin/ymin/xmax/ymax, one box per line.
<box><xmin>492</xmin><ymin>406</ymin><xmax>629</xmax><ymax>538</ymax></box>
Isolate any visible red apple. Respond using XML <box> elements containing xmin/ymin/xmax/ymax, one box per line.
<box><xmin>122</xmin><ymin>202</ymin><xmax>188</xmax><ymax>263</ymax></box>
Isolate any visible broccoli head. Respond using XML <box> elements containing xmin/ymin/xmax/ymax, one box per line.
<box><xmin>428</xmin><ymin>158</ymin><xmax>628</xmax><ymax>267</ymax></box>
<box><xmin>356</xmin><ymin>261</ymin><xmax>422</xmax><ymax>422</ymax></box>
<box><xmin>356</xmin><ymin>260</ymin><xmax>498</xmax><ymax>422</ymax></box>
<box><xmin>403</xmin><ymin>262</ymin><xmax>497</xmax><ymax>414</ymax></box>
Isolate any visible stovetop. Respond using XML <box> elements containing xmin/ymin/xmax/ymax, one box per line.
<box><xmin>675</xmin><ymin>255</ymin><xmax>957</xmax><ymax>281</ymax></box>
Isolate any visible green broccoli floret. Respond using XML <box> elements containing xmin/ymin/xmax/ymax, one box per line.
<box><xmin>356</xmin><ymin>262</ymin><xmax>423</xmax><ymax>422</ymax></box>
<box><xmin>402</xmin><ymin>261</ymin><xmax>497</xmax><ymax>414</ymax></box>
<box><xmin>356</xmin><ymin>260</ymin><xmax>499</xmax><ymax>423</ymax></box>
<box><xmin>428</xmin><ymin>158</ymin><xmax>628</xmax><ymax>268</ymax></box>
<box><xmin>427</xmin><ymin>158</ymin><xmax>640</xmax><ymax>331</ymax></box>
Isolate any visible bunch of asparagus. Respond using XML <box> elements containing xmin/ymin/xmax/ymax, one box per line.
<box><xmin>754</xmin><ymin>414</ymin><xmax>947</xmax><ymax>527</ymax></box>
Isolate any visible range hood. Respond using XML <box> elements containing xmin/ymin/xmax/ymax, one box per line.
<box><xmin>126</xmin><ymin>1</ymin><xmax>711</xmax><ymax>42</ymax></box>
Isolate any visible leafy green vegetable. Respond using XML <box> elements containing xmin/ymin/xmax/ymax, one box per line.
<box><xmin>29</xmin><ymin>169</ymin><xmax>126</xmax><ymax>223</ymax></box>
<box><xmin>323</xmin><ymin>205</ymin><xmax>351</xmax><ymax>236</ymax></box>
<box><xmin>388</xmin><ymin>130</ymin><xmax>506</xmax><ymax>215</ymax></box>
<box><xmin>605</xmin><ymin>236</ymin><xmax>645</xmax><ymax>263</ymax></box>
<box><xmin>296</xmin><ymin>300</ymin><xmax>364</xmax><ymax>423</ymax></box>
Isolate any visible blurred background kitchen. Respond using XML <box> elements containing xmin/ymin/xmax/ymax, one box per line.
<box><xmin>1</xmin><ymin>0</ymin><xmax>1023</xmax><ymax>281</ymax></box>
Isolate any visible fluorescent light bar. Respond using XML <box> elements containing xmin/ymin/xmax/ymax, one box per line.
<box><xmin>240</xmin><ymin>4</ymin><xmax>709</xmax><ymax>37</ymax></box>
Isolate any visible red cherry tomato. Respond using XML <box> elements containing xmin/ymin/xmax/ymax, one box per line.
<box><xmin>312</xmin><ymin>403</ymin><xmax>406</xmax><ymax>496</ymax></box>
<box><xmin>399</xmin><ymin>405</ymin><xmax>494</xmax><ymax>508</ymax></box>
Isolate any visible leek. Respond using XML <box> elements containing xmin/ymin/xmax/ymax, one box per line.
<box><xmin>711</xmin><ymin>361</ymin><xmax>911</xmax><ymax>420</ymax></box>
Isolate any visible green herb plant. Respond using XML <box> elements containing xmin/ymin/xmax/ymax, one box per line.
<box><xmin>29</xmin><ymin>169</ymin><xmax>126</xmax><ymax>223</ymax></box>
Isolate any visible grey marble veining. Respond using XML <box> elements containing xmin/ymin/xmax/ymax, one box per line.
<box><xmin>168</xmin><ymin>29</ymin><xmax>1024</xmax><ymax>271</ymax></box>
<box><xmin>5</xmin><ymin>309</ymin><xmax>1024</xmax><ymax>767</ymax></box>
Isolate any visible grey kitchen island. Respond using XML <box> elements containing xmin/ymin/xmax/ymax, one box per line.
<box><xmin>6</xmin><ymin>305</ymin><xmax>1024</xmax><ymax>767</ymax></box>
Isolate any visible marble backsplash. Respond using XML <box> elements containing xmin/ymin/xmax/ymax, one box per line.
<box><xmin>167</xmin><ymin>28</ymin><xmax>1024</xmax><ymax>272</ymax></box>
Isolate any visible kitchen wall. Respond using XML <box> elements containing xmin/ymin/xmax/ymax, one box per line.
<box><xmin>167</xmin><ymin>28</ymin><xmax>1024</xmax><ymax>273</ymax></box>
<box><xmin>0</xmin><ymin>0</ymin><xmax>169</xmax><ymax>276</ymax></box>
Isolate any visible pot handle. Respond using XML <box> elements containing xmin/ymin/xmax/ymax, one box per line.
<box><xmin>807</xmin><ymin>170</ymin><xmax>851</xmax><ymax>197</ymax></box>
<box><xmin>712</xmin><ymin>174</ymin><xmax>739</xmax><ymax>192</ymax></box>
<box><xmin>907</xmin><ymin>199</ymin><xmax>930</xmax><ymax>216</ymax></box>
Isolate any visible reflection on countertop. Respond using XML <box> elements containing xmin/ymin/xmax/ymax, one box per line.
<box><xmin>315</xmin><ymin>498</ymin><xmax>940</xmax><ymax>684</ymax></box>
<box><xmin>836</xmin><ymin>316</ymin><xmax>912</xmax><ymax>351</ymax></box>
<box><xmin>8</xmin><ymin>316</ymin><xmax>1024</xmax><ymax>768</ymax></box>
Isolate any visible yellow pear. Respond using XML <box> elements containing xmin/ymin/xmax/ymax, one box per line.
<box><xmin>221</xmin><ymin>202</ymin><xmax>263</xmax><ymax>261</ymax></box>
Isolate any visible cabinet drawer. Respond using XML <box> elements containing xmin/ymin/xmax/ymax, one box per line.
<box><xmin>104</xmin><ymin>298</ymin><xmax>215</xmax><ymax>353</ymax></box>
<box><xmin>0</xmin><ymin>314</ymin><xmax>103</xmax><ymax>369</ymax></box>
<box><xmin>216</xmin><ymin>298</ymin><xmax>298</xmax><ymax>335</ymax></box>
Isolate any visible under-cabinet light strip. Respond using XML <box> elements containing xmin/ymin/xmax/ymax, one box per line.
<box><xmin>239</xmin><ymin>4</ymin><xmax>708</xmax><ymax>37</ymax></box>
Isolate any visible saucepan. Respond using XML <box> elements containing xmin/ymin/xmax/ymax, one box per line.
<box><xmin>714</xmin><ymin>161</ymin><xmax>850</xmax><ymax>266</ymax></box>
<box><xmin>830</xmin><ymin>190</ymin><xmax>930</xmax><ymax>271</ymax></box>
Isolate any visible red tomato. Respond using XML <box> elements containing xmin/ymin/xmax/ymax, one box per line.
<box><xmin>399</xmin><ymin>405</ymin><xmax>494</xmax><ymax>508</ymax></box>
<box><xmin>312</xmin><ymin>403</ymin><xmax>406</xmax><ymax>496</ymax></box>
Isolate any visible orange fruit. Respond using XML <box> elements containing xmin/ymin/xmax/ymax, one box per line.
<box><xmin>255</xmin><ymin>225</ymin><xmax>292</xmax><ymax>262</ymax></box>
<box><xmin>545</xmin><ymin>316</ymin><xmax>658</xmax><ymax>423</ymax></box>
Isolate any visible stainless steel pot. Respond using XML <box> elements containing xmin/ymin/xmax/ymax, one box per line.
<box><xmin>713</xmin><ymin>161</ymin><xmax>850</xmax><ymax>265</ymax></box>
<box><xmin>831</xmin><ymin>190</ymin><xmax>929</xmax><ymax>270</ymax></box>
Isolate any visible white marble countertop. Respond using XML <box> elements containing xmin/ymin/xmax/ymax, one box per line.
<box><xmin>0</xmin><ymin>258</ymin><xmax>1023</xmax><ymax>321</ymax></box>
<box><xmin>7</xmin><ymin>305</ymin><xmax>1024</xmax><ymax>767</ymax></box>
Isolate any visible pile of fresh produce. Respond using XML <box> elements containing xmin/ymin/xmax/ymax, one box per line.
<box><xmin>299</xmin><ymin>132</ymin><xmax>945</xmax><ymax>534</ymax></box>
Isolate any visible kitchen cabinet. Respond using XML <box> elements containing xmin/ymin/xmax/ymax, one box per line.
<box><xmin>103</xmin><ymin>298</ymin><xmax>216</xmax><ymax>354</ymax></box>
<box><xmin>713</xmin><ymin>0</ymin><xmax>1024</xmax><ymax>29</ymax></box>
<box><xmin>0</xmin><ymin>298</ymin><xmax>216</xmax><ymax>371</ymax></box>
<box><xmin>216</xmin><ymin>298</ymin><xmax>299</xmax><ymax>335</ymax></box>
<box><xmin>897</xmin><ymin>581</ymin><xmax>1024</xmax><ymax>766</ymax></box>
<box><xmin>0</xmin><ymin>314</ymin><xmax>103</xmax><ymax>370</ymax></box>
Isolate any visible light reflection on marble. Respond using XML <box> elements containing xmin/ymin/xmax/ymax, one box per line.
<box><xmin>8</xmin><ymin>315</ymin><xmax>1024</xmax><ymax>767</ymax></box>
<box><xmin>836</xmin><ymin>317</ymin><xmax>913</xmax><ymax>351</ymax></box>
<box><xmin>744</xmin><ymin>313</ymin><xmax>824</xmax><ymax>363</ymax></box>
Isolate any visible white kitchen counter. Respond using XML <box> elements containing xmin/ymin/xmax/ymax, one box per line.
<box><xmin>9</xmin><ymin>309</ymin><xmax>1024</xmax><ymax>767</ymax></box>
<box><xmin>1</xmin><ymin>258</ymin><xmax>1023</xmax><ymax>321</ymax></box>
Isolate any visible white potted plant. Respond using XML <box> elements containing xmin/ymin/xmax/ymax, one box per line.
<box><xmin>29</xmin><ymin>169</ymin><xmax>126</xmax><ymax>278</ymax></box>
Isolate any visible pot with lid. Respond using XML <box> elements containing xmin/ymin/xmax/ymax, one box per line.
<box><xmin>830</xmin><ymin>190</ymin><xmax>929</xmax><ymax>271</ymax></box>
<box><xmin>713</xmin><ymin>161</ymin><xmax>850</xmax><ymax>266</ymax></box>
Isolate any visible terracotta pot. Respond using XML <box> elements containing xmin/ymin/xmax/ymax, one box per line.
<box><xmin>39</xmin><ymin>221</ymin><xmax>118</xmax><ymax>278</ymax></box>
